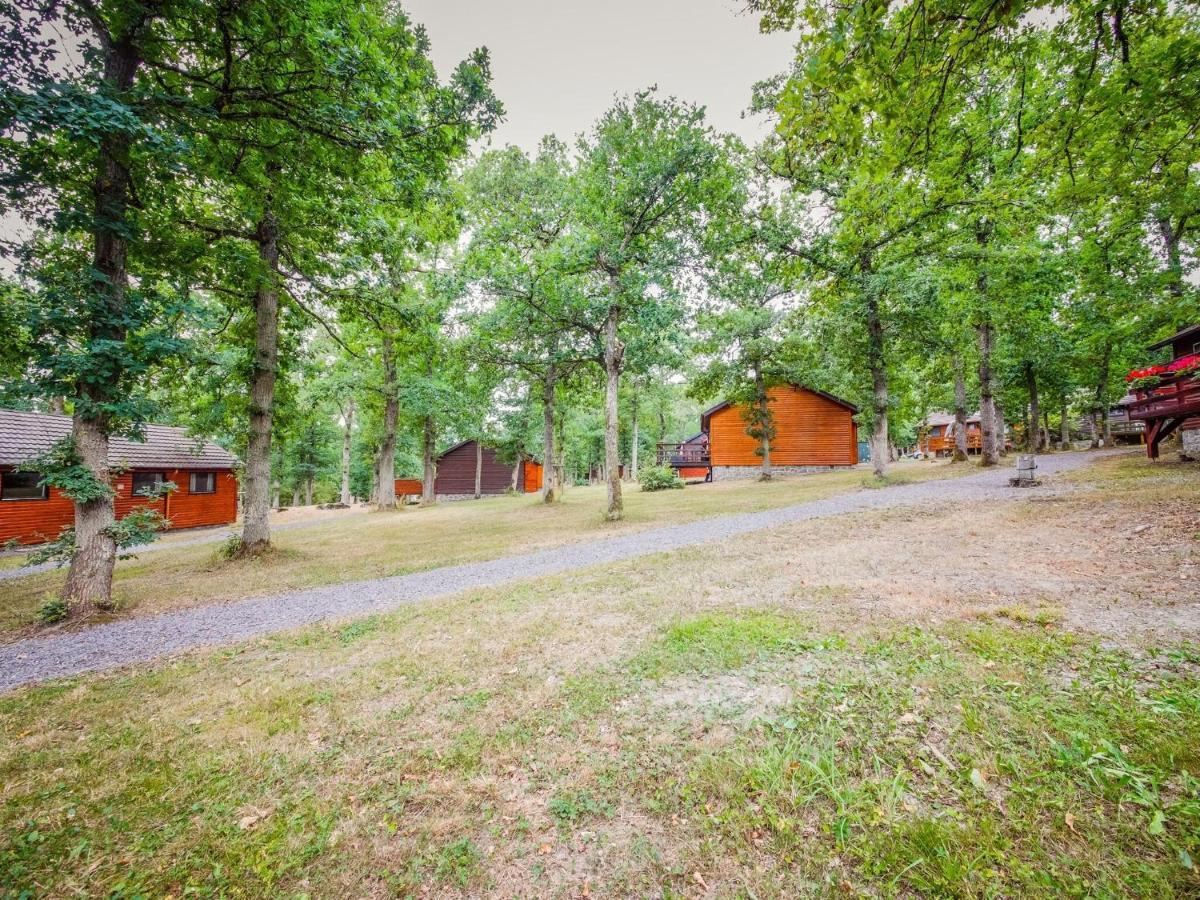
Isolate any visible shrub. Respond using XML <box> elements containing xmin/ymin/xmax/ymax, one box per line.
<box><xmin>640</xmin><ymin>465</ymin><xmax>684</xmax><ymax>492</ymax></box>
<box><xmin>37</xmin><ymin>596</ymin><xmax>69</xmax><ymax>624</ymax></box>
<box><xmin>216</xmin><ymin>533</ymin><xmax>245</xmax><ymax>560</ymax></box>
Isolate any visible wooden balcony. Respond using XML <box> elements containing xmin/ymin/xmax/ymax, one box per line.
<box><xmin>656</xmin><ymin>442</ymin><xmax>711</xmax><ymax>479</ymax></box>
<box><xmin>1126</xmin><ymin>372</ymin><xmax>1200</xmax><ymax>457</ymax></box>
<box><xmin>922</xmin><ymin>433</ymin><xmax>983</xmax><ymax>455</ymax></box>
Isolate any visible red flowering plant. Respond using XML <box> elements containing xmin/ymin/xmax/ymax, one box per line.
<box><xmin>1125</xmin><ymin>353</ymin><xmax>1200</xmax><ymax>391</ymax></box>
<box><xmin>1166</xmin><ymin>352</ymin><xmax>1200</xmax><ymax>377</ymax></box>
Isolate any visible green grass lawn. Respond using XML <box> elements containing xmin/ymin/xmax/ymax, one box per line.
<box><xmin>1</xmin><ymin>453</ymin><xmax>1196</xmax><ymax>897</ymax></box>
<box><xmin>0</xmin><ymin>458</ymin><xmax>971</xmax><ymax>636</ymax></box>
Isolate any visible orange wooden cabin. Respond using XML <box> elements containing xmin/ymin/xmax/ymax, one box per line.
<box><xmin>658</xmin><ymin>384</ymin><xmax>859</xmax><ymax>480</ymax></box>
<box><xmin>920</xmin><ymin>412</ymin><xmax>984</xmax><ymax>456</ymax></box>
<box><xmin>0</xmin><ymin>409</ymin><xmax>238</xmax><ymax>546</ymax></box>
<box><xmin>522</xmin><ymin>459</ymin><xmax>543</xmax><ymax>493</ymax></box>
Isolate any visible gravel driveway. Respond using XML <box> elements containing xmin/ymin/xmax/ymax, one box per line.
<box><xmin>0</xmin><ymin>451</ymin><xmax>1113</xmax><ymax>692</ymax></box>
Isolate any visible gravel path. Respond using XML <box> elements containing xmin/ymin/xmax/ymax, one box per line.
<box><xmin>0</xmin><ymin>451</ymin><xmax>1113</xmax><ymax>692</ymax></box>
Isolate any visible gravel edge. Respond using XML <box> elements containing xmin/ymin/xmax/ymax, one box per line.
<box><xmin>0</xmin><ymin>451</ymin><xmax>1114</xmax><ymax>692</ymax></box>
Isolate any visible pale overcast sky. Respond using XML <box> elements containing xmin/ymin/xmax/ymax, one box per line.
<box><xmin>403</xmin><ymin>0</ymin><xmax>797</xmax><ymax>151</ymax></box>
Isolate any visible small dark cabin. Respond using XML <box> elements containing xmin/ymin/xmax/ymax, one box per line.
<box><xmin>434</xmin><ymin>439</ymin><xmax>528</xmax><ymax>498</ymax></box>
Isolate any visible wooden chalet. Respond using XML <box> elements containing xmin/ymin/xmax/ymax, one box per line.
<box><xmin>396</xmin><ymin>439</ymin><xmax>542</xmax><ymax>500</ymax></box>
<box><xmin>1125</xmin><ymin>324</ymin><xmax>1200</xmax><ymax>458</ymax></box>
<box><xmin>0</xmin><ymin>409</ymin><xmax>238</xmax><ymax>546</ymax></box>
<box><xmin>657</xmin><ymin>384</ymin><xmax>859</xmax><ymax>480</ymax></box>
<box><xmin>919</xmin><ymin>412</ymin><xmax>984</xmax><ymax>456</ymax></box>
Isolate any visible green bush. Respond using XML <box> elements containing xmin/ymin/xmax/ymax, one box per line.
<box><xmin>640</xmin><ymin>465</ymin><xmax>684</xmax><ymax>492</ymax></box>
<box><xmin>37</xmin><ymin>595</ymin><xmax>69</xmax><ymax>624</ymax></box>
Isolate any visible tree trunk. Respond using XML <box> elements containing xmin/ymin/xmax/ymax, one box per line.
<box><xmin>304</xmin><ymin>475</ymin><xmax>313</xmax><ymax>507</ymax></box>
<box><xmin>271</xmin><ymin>481</ymin><xmax>281</xmax><ymax>510</ymax></box>
<box><xmin>541</xmin><ymin>369</ymin><xmax>558</xmax><ymax>503</ymax></box>
<box><xmin>865</xmin><ymin>288</ymin><xmax>889</xmax><ymax>479</ymax></box>
<box><xmin>1157</xmin><ymin>215</ymin><xmax>1185</xmax><ymax>299</ymax></box>
<box><xmin>63</xmin><ymin>35</ymin><xmax>144</xmax><ymax>611</ymax></box>
<box><xmin>64</xmin><ymin>414</ymin><xmax>117</xmax><ymax>610</ymax></box>
<box><xmin>421</xmin><ymin>415</ymin><xmax>436</xmax><ymax>506</ymax></box>
<box><xmin>754</xmin><ymin>368</ymin><xmax>773</xmax><ymax>480</ymax></box>
<box><xmin>291</xmin><ymin>484</ymin><xmax>300</xmax><ymax>507</ymax></box>
<box><xmin>603</xmin><ymin>303</ymin><xmax>624</xmax><ymax>520</ymax></box>
<box><xmin>556</xmin><ymin>403</ymin><xmax>568</xmax><ymax>496</ymax></box>
<box><xmin>995</xmin><ymin>400</ymin><xmax>1007</xmax><ymax>456</ymax></box>
<box><xmin>952</xmin><ymin>351</ymin><xmax>969</xmax><ymax>461</ymax></box>
<box><xmin>375</xmin><ymin>334</ymin><xmax>398</xmax><ymax>510</ymax></box>
<box><xmin>1103</xmin><ymin>409</ymin><xmax>1112</xmax><ymax>447</ymax></box>
<box><xmin>1091</xmin><ymin>342</ymin><xmax>1112</xmax><ymax>449</ymax></box>
<box><xmin>474</xmin><ymin>439</ymin><xmax>483</xmax><ymax>500</ymax></box>
<box><xmin>240</xmin><ymin>193</ymin><xmax>281</xmax><ymax>553</ymax></box>
<box><xmin>1060</xmin><ymin>400</ymin><xmax>1070</xmax><ymax>447</ymax></box>
<box><xmin>630</xmin><ymin>390</ymin><xmax>640</xmax><ymax>482</ymax></box>
<box><xmin>1024</xmin><ymin>362</ymin><xmax>1040</xmax><ymax>453</ymax></box>
<box><xmin>977</xmin><ymin>321</ymin><xmax>999</xmax><ymax>466</ymax></box>
<box><xmin>340</xmin><ymin>397</ymin><xmax>354</xmax><ymax>505</ymax></box>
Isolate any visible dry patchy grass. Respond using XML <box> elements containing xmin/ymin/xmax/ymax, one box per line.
<box><xmin>1</xmin><ymin>454</ymin><xmax>1198</xmax><ymax>897</ymax></box>
<box><xmin>0</xmin><ymin>458</ymin><xmax>968</xmax><ymax>637</ymax></box>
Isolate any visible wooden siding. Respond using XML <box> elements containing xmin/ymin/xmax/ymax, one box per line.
<box><xmin>522</xmin><ymin>460</ymin><xmax>543</xmax><ymax>493</ymax></box>
<box><xmin>394</xmin><ymin>478</ymin><xmax>423</xmax><ymax>497</ymax></box>
<box><xmin>708</xmin><ymin>385</ymin><xmax>858</xmax><ymax>468</ymax></box>
<box><xmin>435</xmin><ymin>441</ymin><xmax>517</xmax><ymax>495</ymax></box>
<box><xmin>0</xmin><ymin>466</ymin><xmax>237</xmax><ymax>545</ymax></box>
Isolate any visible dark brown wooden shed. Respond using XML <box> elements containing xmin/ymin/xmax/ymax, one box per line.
<box><xmin>434</xmin><ymin>440</ymin><xmax>526</xmax><ymax>498</ymax></box>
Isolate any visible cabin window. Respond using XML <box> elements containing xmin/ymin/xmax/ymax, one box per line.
<box><xmin>189</xmin><ymin>472</ymin><xmax>216</xmax><ymax>494</ymax></box>
<box><xmin>132</xmin><ymin>472</ymin><xmax>165</xmax><ymax>497</ymax></box>
<box><xmin>1</xmin><ymin>471</ymin><xmax>48</xmax><ymax>501</ymax></box>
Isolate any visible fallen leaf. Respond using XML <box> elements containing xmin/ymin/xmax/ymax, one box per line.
<box><xmin>1065</xmin><ymin>812</ymin><xmax>1077</xmax><ymax>834</ymax></box>
<box><xmin>692</xmin><ymin>871</ymin><xmax>708</xmax><ymax>889</ymax></box>
<box><xmin>1149</xmin><ymin>809</ymin><xmax>1166</xmax><ymax>836</ymax></box>
<box><xmin>897</xmin><ymin>712</ymin><xmax>920</xmax><ymax>725</ymax></box>
<box><xmin>537</xmin><ymin>843</ymin><xmax>553</xmax><ymax>855</ymax></box>
<box><xmin>969</xmin><ymin>768</ymin><xmax>988</xmax><ymax>791</ymax></box>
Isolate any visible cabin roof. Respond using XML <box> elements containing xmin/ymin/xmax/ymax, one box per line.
<box><xmin>0</xmin><ymin>409</ymin><xmax>238</xmax><ymax>470</ymax></box>
<box><xmin>1148</xmin><ymin>323</ymin><xmax>1200</xmax><ymax>353</ymax></box>
<box><xmin>436</xmin><ymin>439</ymin><xmax>541</xmax><ymax>465</ymax></box>
<box><xmin>922</xmin><ymin>411</ymin><xmax>983</xmax><ymax>428</ymax></box>
<box><xmin>700</xmin><ymin>384</ymin><xmax>858</xmax><ymax>431</ymax></box>
<box><xmin>437</xmin><ymin>438</ymin><xmax>477</xmax><ymax>459</ymax></box>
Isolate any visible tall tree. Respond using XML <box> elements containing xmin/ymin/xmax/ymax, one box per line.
<box><xmin>571</xmin><ymin>91</ymin><xmax>733</xmax><ymax>519</ymax></box>
<box><xmin>1</xmin><ymin>1</ymin><xmax>201</xmax><ymax>612</ymax></box>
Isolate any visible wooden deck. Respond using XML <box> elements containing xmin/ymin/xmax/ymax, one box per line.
<box><xmin>656</xmin><ymin>442</ymin><xmax>712</xmax><ymax>480</ymax></box>
<box><xmin>922</xmin><ymin>433</ymin><xmax>982</xmax><ymax>455</ymax></box>
<box><xmin>1126</xmin><ymin>373</ymin><xmax>1200</xmax><ymax>457</ymax></box>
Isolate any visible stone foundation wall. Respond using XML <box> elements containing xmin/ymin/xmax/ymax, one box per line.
<box><xmin>710</xmin><ymin>464</ymin><xmax>845</xmax><ymax>481</ymax></box>
<box><xmin>435</xmin><ymin>492</ymin><xmax>512</xmax><ymax>502</ymax></box>
<box><xmin>1182</xmin><ymin>427</ymin><xmax>1200</xmax><ymax>458</ymax></box>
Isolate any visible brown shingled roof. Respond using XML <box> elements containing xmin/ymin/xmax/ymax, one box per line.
<box><xmin>0</xmin><ymin>409</ymin><xmax>238</xmax><ymax>470</ymax></box>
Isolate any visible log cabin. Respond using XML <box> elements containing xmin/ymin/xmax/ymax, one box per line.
<box><xmin>0</xmin><ymin>409</ymin><xmax>238</xmax><ymax>546</ymax></box>
<box><xmin>658</xmin><ymin>384</ymin><xmax>859</xmax><ymax>480</ymax></box>
<box><xmin>393</xmin><ymin>450</ymin><xmax>542</xmax><ymax>501</ymax></box>
<box><xmin>1125</xmin><ymin>323</ymin><xmax>1200</xmax><ymax>458</ymax></box>
<box><xmin>919</xmin><ymin>412</ymin><xmax>984</xmax><ymax>456</ymax></box>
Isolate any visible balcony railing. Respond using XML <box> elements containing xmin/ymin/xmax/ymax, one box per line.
<box><xmin>1126</xmin><ymin>373</ymin><xmax>1200</xmax><ymax>421</ymax></box>
<box><xmin>656</xmin><ymin>442</ymin><xmax>710</xmax><ymax>468</ymax></box>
